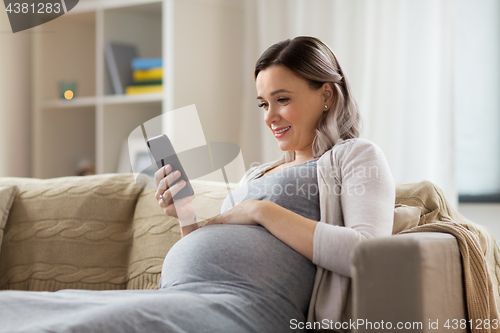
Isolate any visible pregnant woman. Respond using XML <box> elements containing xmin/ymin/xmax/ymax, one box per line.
<box><xmin>0</xmin><ymin>36</ymin><xmax>394</xmax><ymax>333</ymax></box>
<box><xmin>155</xmin><ymin>36</ymin><xmax>396</xmax><ymax>332</ymax></box>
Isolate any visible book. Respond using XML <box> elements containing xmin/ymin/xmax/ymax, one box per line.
<box><xmin>125</xmin><ymin>85</ymin><xmax>163</xmax><ymax>95</ymax></box>
<box><xmin>132</xmin><ymin>58</ymin><xmax>162</xmax><ymax>70</ymax></box>
<box><xmin>105</xmin><ymin>42</ymin><xmax>138</xmax><ymax>94</ymax></box>
<box><xmin>133</xmin><ymin>68</ymin><xmax>163</xmax><ymax>81</ymax></box>
<box><xmin>128</xmin><ymin>79</ymin><xmax>162</xmax><ymax>86</ymax></box>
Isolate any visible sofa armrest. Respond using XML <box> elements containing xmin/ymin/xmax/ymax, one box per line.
<box><xmin>350</xmin><ymin>232</ymin><xmax>468</xmax><ymax>333</ymax></box>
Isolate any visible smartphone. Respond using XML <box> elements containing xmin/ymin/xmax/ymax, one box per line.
<box><xmin>146</xmin><ymin>134</ymin><xmax>195</xmax><ymax>200</ymax></box>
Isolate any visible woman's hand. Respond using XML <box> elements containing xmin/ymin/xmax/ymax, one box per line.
<box><xmin>206</xmin><ymin>199</ymin><xmax>316</xmax><ymax>261</ymax></box>
<box><xmin>205</xmin><ymin>200</ymin><xmax>263</xmax><ymax>226</ymax></box>
<box><xmin>154</xmin><ymin>165</ymin><xmax>196</xmax><ymax>232</ymax></box>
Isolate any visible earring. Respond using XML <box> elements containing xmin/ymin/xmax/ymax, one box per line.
<box><xmin>324</xmin><ymin>105</ymin><xmax>328</xmax><ymax>109</ymax></box>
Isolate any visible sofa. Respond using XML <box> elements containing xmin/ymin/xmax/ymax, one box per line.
<box><xmin>0</xmin><ymin>173</ymin><xmax>482</xmax><ymax>332</ymax></box>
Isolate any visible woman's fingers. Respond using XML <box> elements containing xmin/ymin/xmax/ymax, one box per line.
<box><xmin>158</xmin><ymin>178</ymin><xmax>187</xmax><ymax>206</ymax></box>
<box><xmin>154</xmin><ymin>164</ymin><xmax>172</xmax><ymax>188</ymax></box>
<box><xmin>165</xmin><ymin>170</ymin><xmax>182</xmax><ymax>188</ymax></box>
<box><xmin>154</xmin><ymin>166</ymin><xmax>163</xmax><ymax>188</ymax></box>
<box><xmin>160</xmin><ymin>189</ymin><xmax>195</xmax><ymax>208</ymax></box>
<box><xmin>154</xmin><ymin>165</ymin><xmax>196</xmax><ymax>221</ymax></box>
<box><xmin>155</xmin><ymin>167</ymin><xmax>180</xmax><ymax>200</ymax></box>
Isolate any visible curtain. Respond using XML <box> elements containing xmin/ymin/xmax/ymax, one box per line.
<box><xmin>0</xmin><ymin>11</ymin><xmax>32</xmax><ymax>177</ymax></box>
<box><xmin>239</xmin><ymin>0</ymin><xmax>458</xmax><ymax>206</ymax></box>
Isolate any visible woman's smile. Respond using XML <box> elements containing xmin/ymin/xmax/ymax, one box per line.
<box><xmin>273</xmin><ymin>126</ymin><xmax>291</xmax><ymax>137</ymax></box>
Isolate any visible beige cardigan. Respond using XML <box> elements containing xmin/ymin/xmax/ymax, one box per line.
<box><xmin>237</xmin><ymin>138</ymin><xmax>396</xmax><ymax>329</ymax></box>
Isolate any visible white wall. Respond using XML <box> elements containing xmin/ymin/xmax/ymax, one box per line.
<box><xmin>0</xmin><ymin>8</ymin><xmax>32</xmax><ymax>177</ymax></box>
<box><xmin>459</xmin><ymin>204</ymin><xmax>500</xmax><ymax>244</ymax></box>
<box><xmin>172</xmin><ymin>0</ymin><xmax>243</xmax><ymax>148</ymax></box>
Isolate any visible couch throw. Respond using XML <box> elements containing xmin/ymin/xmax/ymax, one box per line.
<box><xmin>395</xmin><ymin>180</ymin><xmax>500</xmax><ymax>333</ymax></box>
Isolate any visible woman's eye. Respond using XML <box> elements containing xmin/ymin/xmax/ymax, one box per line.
<box><xmin>258</xmin><ymin>102</ymin><xmax>268</xmax><ymax>109</ymax></box>
<box><xmin>277</xmin><ymin>98</ymin><xmax>289</xmax><ymax>104</ymax></box>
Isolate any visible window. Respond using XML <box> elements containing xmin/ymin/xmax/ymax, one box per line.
<box><xmin>456</xmin><ymin>0</ymin><xmax>500</xmax><ymax>203</ymax></box>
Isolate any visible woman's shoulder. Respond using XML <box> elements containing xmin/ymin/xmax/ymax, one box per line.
<box><xmin>324</xmin><ymin>137</ymin><xmax>383</xmax><ymax>156</ymax></box>
<box><xmin>318</xmin><ymin>138</ymin><xmax>387</xmax><ymax>167</ymax></box>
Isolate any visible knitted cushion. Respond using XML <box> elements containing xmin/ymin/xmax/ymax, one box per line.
<box><xmin>393</xmin><ymin>204</ymin><xmax>421</xmax><ymax>234</ymax></box>
<box><xmin>0</xmin><ymin>174</ymin><xmax>142</xmax><ymax>291</ymax></box>
<box><xmin>0</xmin><ymin>186</ymin><xmax>17</xmax><ymax>254</ymax></box>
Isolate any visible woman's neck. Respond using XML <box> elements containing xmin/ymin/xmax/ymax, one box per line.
<box><xmin>293</xmin><ymin>150</ymin><xmax>315</xmax><ymax>164</ymax></box>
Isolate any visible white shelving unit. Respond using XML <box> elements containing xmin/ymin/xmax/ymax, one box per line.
<box><xmin>31</xmin><ymin>0</ymin><xmax>243</xmax><ymax>179</ymax></box>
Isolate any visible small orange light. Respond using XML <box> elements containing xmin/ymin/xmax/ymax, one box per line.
<box><xmin>64</xmin><ymin>90</ymin><xmax>74</xmax><ymax>100</ymax></box>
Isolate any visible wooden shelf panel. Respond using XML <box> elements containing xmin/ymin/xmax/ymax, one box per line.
<box><xmin>42</xmin><ymin>96</ymin><xmax>97</xmax><ymax>108</ymax></box>
<box><xmin>70</xmin><ymin>0</ymin><xmax>162</xmax><ymax>14</ymax></box>
<box><xmin>41</xmin><ymin>93</ymin><xmax>164</xmax><ymax>109</ymax></box>
<box><xmin>103</xmin><ymin>93</ymin><xmax>164</xmax><ymax>105</ymax></box>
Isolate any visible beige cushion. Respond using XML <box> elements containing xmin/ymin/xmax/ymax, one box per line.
<box><xmin>0</xmin><ymin>186</ymin><xmax>18</xmax><ymax>254</ymax></box>
<box><xmin>127</xmin><ymin>179</ymin><xmax>236</xmax><ymax>290</ymax></box>
<box><xmin>126</xmin><ymin>187</ymin><xmax>179</xmax><ymax>290</ymax></box>
<box><xmin>0</xmin><ymin>174</ymin><xmax>143</xmax><ymax>291</ymax></box>
<box><xmin>393</xmin><ymin>204</ymin><xmax>421</xmax><ymax>234</ymax></box>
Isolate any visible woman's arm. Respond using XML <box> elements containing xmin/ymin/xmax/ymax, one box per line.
<box><xmin>207</xmin><ymin>200</ymin><xmax>317</xmax><ymax>260</ymax></box>
<box><xmin>256</xmin><ymin>201</ymin><xmax>317</xmax><ymax>261</ymax></box>
<box><xmin>312</xmin><ymin>139</ymin><xmax>395</xmax><ymax>276</ymax></box>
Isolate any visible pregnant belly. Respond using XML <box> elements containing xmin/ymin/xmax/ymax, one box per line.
<box><xmin>160</xmin><ymin>224</ymin><xmax>316</xmax><ymax>297</ymax></box>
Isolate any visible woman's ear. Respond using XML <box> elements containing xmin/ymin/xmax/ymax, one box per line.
<box><xmin>322</xmin><ymin>82</ymin><xmax>334</xmax><ymax>103</ymax></box>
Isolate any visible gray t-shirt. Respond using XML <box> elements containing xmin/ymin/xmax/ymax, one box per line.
<box><xmin>159</xmin><ymin>159</ymin><xmax>320</xmax><ymax>331</ymax></box>
<box><xmin>221</xmin><ymin>158</ymin><xmax>320</xmax><ymax>221</ymax></box>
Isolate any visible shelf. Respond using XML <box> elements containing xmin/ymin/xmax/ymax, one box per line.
<box><xmin>103</xmin><ymin>2</ymin><xmax>162</xmax><ymax>96</ymax></box>
<box><xmin>33</xmin><ymin>0</ymin><xmax>244</xmax><ymax>179</ymax></box>
<box><xmin>41</xmin><ymin>93</ymin><xmax>163</xmax><ymax>109</ymax></box>
<box><xmin>103</xmin><ymin>93</ymin><xmax>163</xmax><ymax>105</ymax></box>
<box><xmin>41</xmin><ymin>96</ymin><xmax>97</xmax><ymax>108</ymax></box>
<box><xmin>69</xmin><ymin>0</ymin><xmax>162</xmax><ymax>14</ymax></box>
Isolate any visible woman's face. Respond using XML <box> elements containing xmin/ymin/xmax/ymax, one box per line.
<box><xmin>256</xmin><ymin>65</ymin><xmax>330</xmax><ymax>158</ymax></box>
